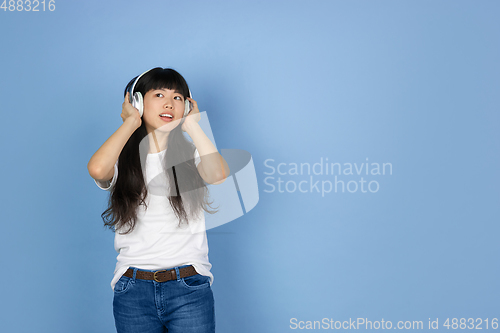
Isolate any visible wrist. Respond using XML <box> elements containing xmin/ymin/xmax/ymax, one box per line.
<box><xmin>184</xmin><ymin>121</ymin><xmax>201</xmax><ymax>134</ymax></box>
<box><xmin>124</xmin><ymin>116</ymin><xmax>141</xmax><ymax>130</ymax></box>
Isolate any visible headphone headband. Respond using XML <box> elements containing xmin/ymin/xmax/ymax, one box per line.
<box><xmin>129</xmin><ymin>68</ymin><xmax>192</xmax><ymax>102</ymax></box>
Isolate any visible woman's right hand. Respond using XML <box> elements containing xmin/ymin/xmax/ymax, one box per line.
<box><xmin>121</xmin><ymin>91</ymin><xmax>142</xmax><ymax>128</ymax></box>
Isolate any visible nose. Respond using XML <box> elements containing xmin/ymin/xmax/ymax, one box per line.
<box><xmin>164</xmin><ymin>99</ymin><xmax>173</xmax><ymax>109</ymax></box>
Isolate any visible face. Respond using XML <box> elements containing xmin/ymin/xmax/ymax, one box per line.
<box><xmin>142</xmin><ymin>88</ymin><xmax>186</xmax><ymax>133</ymax></box>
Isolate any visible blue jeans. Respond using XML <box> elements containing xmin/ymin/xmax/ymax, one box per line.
<box><xmin>113</xmin><ymin>265</ymin><xmax>215</xmax><ymax>333</ymax></box>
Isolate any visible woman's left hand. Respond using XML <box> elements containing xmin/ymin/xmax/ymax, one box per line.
<box><xmin>182</xmin><ymin>97</ymin><xmax>201</xmax><ymax>132</ymax></box>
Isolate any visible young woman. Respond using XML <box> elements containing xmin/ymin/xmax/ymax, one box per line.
<box><xmin>87</xmin><ymin>67</ymin><xmax>229</xmax><ymax>333</ymax></box>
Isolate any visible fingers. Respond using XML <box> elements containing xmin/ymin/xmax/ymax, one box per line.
<box><xmin>186</xmin><ymin>97</ymin><xmax>199</xmax><ymax>113</ymax></box>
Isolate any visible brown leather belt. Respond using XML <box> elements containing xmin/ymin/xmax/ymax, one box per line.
<box><xmin>123</xmin><ymin>265</ymin><xmax>198</xmax><ymax>283</ymax></box>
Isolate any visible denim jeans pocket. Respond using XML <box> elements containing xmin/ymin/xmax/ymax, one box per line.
<box><xmin>114</xmin><ymin>274</ymin><xmax>134</xmax><ymax>294</ymax></box>
<box><xmin>180</xmin><ymin>274</ymin><xmax>210</xmax><ymax>290</ymax></box>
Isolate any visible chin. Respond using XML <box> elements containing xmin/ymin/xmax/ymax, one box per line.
<box><xmin>156</xmin><ymin>121</ymin><xmax>181</xmax><ymax>133</ymax></box>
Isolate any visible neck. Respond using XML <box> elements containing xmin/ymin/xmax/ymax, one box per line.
<box><xmin>147</xmin><ymin>130</ymin><xmax>169</xmax><ymax>154</ymax></box>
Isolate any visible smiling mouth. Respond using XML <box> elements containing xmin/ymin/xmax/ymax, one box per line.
<box><xmin>159</xmin><ymin>113</ymin><xmax>174</xmax><ymax>121</ymax></box>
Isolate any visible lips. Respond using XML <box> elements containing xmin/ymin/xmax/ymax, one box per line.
<box><xmin>159</xmin><ymin>112</ymin><xmax>174</xmax><ymax>122</ymax></box>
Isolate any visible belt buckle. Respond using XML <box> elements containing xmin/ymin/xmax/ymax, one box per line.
<box><xmin>153</xmin><ymin>270</ymin><xmax>167</xmax><ymax>282</ymax></box>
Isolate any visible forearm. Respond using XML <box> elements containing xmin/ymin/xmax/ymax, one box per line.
<box><xmin>87</xmin><ymin>118</ymin><xmax>140</xmax><ymax>179</ymax></box>
<box><xmin>185</xmin><ymin>122</ymin><xmax>230</xmax><ymax>183</ymax></box>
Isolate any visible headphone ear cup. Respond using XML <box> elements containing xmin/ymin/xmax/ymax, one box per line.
<box><xmin>132</xmin><ymin>92</ymin><xmax>144</xmax><ymax>117</ymax></box>
<box><xmin>184</xmin><ymin>99</ymin><xmax>191</xmax><ymax>117</ymax></box>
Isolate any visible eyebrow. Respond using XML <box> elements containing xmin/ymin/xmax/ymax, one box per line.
<box><xmin>154</xmin><ymin>88</ymin><xmax>182</xmax><ymax>94</ymax></box>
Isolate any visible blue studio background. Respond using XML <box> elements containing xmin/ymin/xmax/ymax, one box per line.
<box><xmin>1</xmin><ymin>1</ymin><xmax>499</xmax><ymax>332</ymax></box>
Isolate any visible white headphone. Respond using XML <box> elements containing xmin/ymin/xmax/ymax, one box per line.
<box><xmin>127</xmin><ymin>68</ymin><xmax>192</xmax><ymax>117</ymax></box>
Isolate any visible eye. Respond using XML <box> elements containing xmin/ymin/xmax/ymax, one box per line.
<box><xmin>155</xmin><ymin>93</ymin><xmax>164</xmax><ymax>98</ymax></box>
<box><xmin>174</xmin><ymin>96</ymin><xmax>183</xmax><ymax>101</ymax></box>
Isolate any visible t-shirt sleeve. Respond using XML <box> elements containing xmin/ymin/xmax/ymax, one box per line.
<box><xmin>194</xmin><ymin>148</ymin><xmax>201</xmax><ymax>167</ymax></box>
<box><xmin>94</xmin><ymin>160</ymin><xmax>119</xmax><ymax>191</ymax></box>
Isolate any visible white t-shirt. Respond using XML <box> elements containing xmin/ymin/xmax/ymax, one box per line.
<box><xmin>94</xmin><ymin>148</ymin><xmax>214</xmax><ymax>291</ymax></box>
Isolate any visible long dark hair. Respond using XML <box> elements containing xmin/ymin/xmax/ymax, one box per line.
<box><xmin>102</xmin><ymin>67</ymin><xmax>217</xmax><ymax>235</ymax></box>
